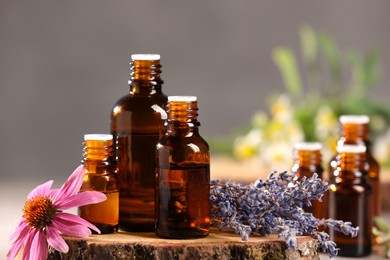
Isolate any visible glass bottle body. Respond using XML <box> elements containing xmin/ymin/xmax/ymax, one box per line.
<box><xmin>156</xmin><ymin>97</ymin><xmax>210</xmax><ymax>239</ymax></box>
<box><xmin>291</xmin><ymin>142</ymin><xmax>325</xmax><ymax>219</ymax></box>
<box><xmin>78</xmin><ymin>135</ymin><xmax>119</xmax><ymax>234</ymax></box>
<box><xmin>329</xmin><ymin>146</ymin><xmax>373</xmax><ymax>257</ymax></box>
<box><xmin>110</xmin><ymin>55</ymin><xmax>167</xmax><ymax>231</ymax></box>
<box><xmin>329</xmin><ymin>116</ymin><xmax>380</xmax><ymax>217</ymax></box>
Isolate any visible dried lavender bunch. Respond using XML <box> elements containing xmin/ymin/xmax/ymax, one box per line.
<box><xmin>210</xmin><ymin>171</ymin><xmax>359</xmax><ymax>258</ymax></box>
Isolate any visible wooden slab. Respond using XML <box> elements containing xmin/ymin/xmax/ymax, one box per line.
<box><xmin>47</xmin><ymin>230</ymin><xmax>318</xmax><ymax>260</ymax></box>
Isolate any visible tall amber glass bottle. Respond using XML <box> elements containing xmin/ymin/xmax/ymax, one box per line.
<box><xmin>329</xmin><ymin>144</ymin><xmax>372</xmax><ymax>257</ymax></box>
<box><xmin>111</xmin><ymin>54</ymin><xmax>168</xmax><ymax>231</ymax></box>
<box><xmin>291</xmin><ymin>142</ymin><xmax>325</xmax><ymax>219</ymax></box>
<box><xmin>79</xmin><ymin>134</ymin><xmax>119</xmax><ymax>234</ymax></box>
<box><xmin>156</xmin><ymin>96</ymin><xmax>210</xmax><ymax>239</ymax></box>
<box><xmin>329</xmin><ymin>115</ymin><xmax>380</xmax><ymax>217</ymax></box>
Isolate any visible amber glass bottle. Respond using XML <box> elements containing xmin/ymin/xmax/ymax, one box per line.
<box><xmin>156</xmin><ymin>96</ymin><xmax>210</xmax><ymax>239</ymax></box>
<box><xmin>329</xmin><ymin>144</ymin><xmax>372</xmax><ymax>257</ymax></box>
<box><xmin>291</xmin><ymin>142</ymin><xmax>325</xmax><ymax>219</ymax></box>
<box><xmin>78</xmin><ymin>134</ymin><xmax>119</xmax><ymax>234</ymax></box>
<box><xmin>329</xmin><ymin>115</ymin><xmax>380</xmax><ymax>217</ymax></box>
<box><xmin>111</xmin><ymin>54</ymin><xmax>168</xmax><ymax>231</ymax></box>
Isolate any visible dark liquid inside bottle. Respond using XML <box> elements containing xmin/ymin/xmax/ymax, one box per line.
<box><xmin>329</xmin><ymin>145</ymin><xmax>373</xmax><ymax>257</ymax></box>
<box><xmin>156</xmin><ymin>164</ymin><xmax>210</xmax><ymax>239</ymax></box>
<box><xmin>155</xmin><ymin>96</ymin><xmax>210</xmax><ymax>239</ymax></box>
<box><xmin>291</xmin><ymin>143</ymin><xmax>325</xmax><ymax>219</ymax></box>
<box><xmin>111</xmin><ymin>56</ymin><xmax>167</xmax><ymax>231</ymax></box>
<box><xmin>116</xmin><ymin>133</ymin><xmax>160</xmax><ymax>231</ymax></box>
<box><xmin>78</xmin><ymin>135</ymin><xmax>119</xmax><ymax>234</ymax></box>
<box><xmin>79</xmin><ymin>191</ymin><xmax>119</xmax><ymax>234</ymax></box>
<box><xmin>329</xmin><ymin>185</ymin><xmax>372</xmax><ymax>257</ymax></box>
<box><xmin>329</xmin><ymin>116</ymin><xmax>380</xmax><ymax>217</ymax></box>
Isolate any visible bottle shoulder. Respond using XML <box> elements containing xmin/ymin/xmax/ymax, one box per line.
<box><xmin>158</xmin><ymin>134</ymin><xmax>209</xmax><ymax>150</ymax></box>
<box><xmin>112</xmin><ymin>93</ymin><xmax>167</xmax><ymax>110</ymax></box>
<box><xmin>332</xmin><ymin>182</ymin><xmax>372</xmax><ymax>195</ymax></box>
<box><xmin>111</xmin><ymin>93</ymin><xmax>168</xmax><ymax>130</ymax></box>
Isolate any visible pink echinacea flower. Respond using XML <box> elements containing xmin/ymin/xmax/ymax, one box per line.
<box><xmin>7</xmin><ymin>165</ymin><xmax>107</xmax><ymax>260</ymax></box>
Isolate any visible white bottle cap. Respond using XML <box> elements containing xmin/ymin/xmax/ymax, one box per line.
<box><xmin>339</xmin><ymin>115</ymin><xmax>369</xmax><ymax>124</ymax></box>
<box><xmin>294</xmin><ymin>142</ymin><xmax>322</xmax><ymax>151</ymax></box>
<box><xmin>84</xmin><ymin>134</ymin><xmax>113</xmax><ymax>141</ymax></box>
<box><xmin>131</xmin><ymin>54</ymin><xmax>160</xmax><ymax>61</ymax></box>
<box><xmin>168</xmin><ymin>96</ymin><xmax>197</xmax><ymax>102</ymax></box>
<box><xmin>337</xmin><ymin>144</ymin><xmax>366</xmax><ymax>153</ymax></box>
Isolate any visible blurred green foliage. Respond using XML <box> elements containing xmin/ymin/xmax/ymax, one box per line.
<box><xmin>272</xmin><ymin>25</ymin><xmax>390</xmax><ymax>142</ymax></box>
<box><xmin>209</xmin><ymin>25</ymin><xmax>390</xmax><ymax>158</ymax></box>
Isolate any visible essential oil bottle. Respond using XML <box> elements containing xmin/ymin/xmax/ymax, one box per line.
<box><xmin>111</xmin><ymin>54</ymin><xmax>168</xmax><ymax>231</ymax></box>
<box><xmin>78</xmin><ymin>134</ymin><xmax>119</xmax><ymax>234</ymax></box>
<box><xmin>329</xmin><ymin>115</ymin><xmax>380</xmax><ymax>217</ymax></box>
<box><xmin>291</xmin><ymin>142</ymin><xmax>326</xmax><ymax>219</ymax></box>
<box><xmin>329</xmin><ymin>144</ymin><xmax>373</xmax><ymax>257</ymax></box>
<box><xmin>156</xmin><ymin>96</ymin><xmax>210</xmax><ymax>239</ymax></box>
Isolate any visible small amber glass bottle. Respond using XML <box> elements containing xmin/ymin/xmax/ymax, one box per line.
<box><xmin>78</xmin><ymin>134</ymin><xmax>119</xmax><ymax>234</ymax></box>
<box><xmin>111</xmin><ymin>54</ymin><xmax>168</xmax><ymax>231</ymax></box>
<box><xmin>156</xmin><ymin>96</ymin><xmax>210</xmax><ymax>239</ymax></box>
<box><xmin>329</xmin><ymin>144</ymin><xmax>372</xmax><ymax>257</ymax></box>
<box><xmin>291</xmin><ymin>142</ymin><xmax>325</xmax><ymax>219</ymax></box>
<box><xmin>329</xmin><ymin>115</ymin><xmax>380</xmax><ymax>217</ymax></box>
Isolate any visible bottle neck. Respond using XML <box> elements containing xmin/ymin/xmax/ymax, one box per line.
<box><xmin>166</xmin><ymin>100</ymin><xmax>200</xmax><ymax>135</ymax></box>
<box><xmin>82</xmin><ymin>139</ymin><xmax>114</xmax><ymax>166</ymax></box>
<box><xmin>340</xmin><ymin>123</ymin><xmax>369</xmax><ymax>143</ymax></box>
<box><xmin>129</xmin><ymin>59</ymin><xmax>163</xmax><ymax>95</ymax></box>
<box><xmin>293</xmin><ymin>149</ymin><xmax>322</xmax><ymax>168</ymax></box>
<box><xmin>336</xmin><ymin>152</ymin><xmax>367</xmax><ymax>180</ymax></box>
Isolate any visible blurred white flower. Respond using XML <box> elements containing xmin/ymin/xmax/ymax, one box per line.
<box><xmin>233</xmin><ymin>129</ymin><xmax>263</xmax><ymax>160</ymax></box>
<box><xmin>270</xmin><ymin>94</ymin><xmax>294</xmax><ymax>123</ymax></box>
<box><xmin>251</xmin><ymin>111</ymin><xmax>269</xmax><ymax>129</ymax></box>
<box><xmin>373</xmin><ymin>129</ymin><xmax>390</xmax><ymax>163</ymax></box>
<box><xmin>261</xmin><ymin>141</ymin><xmax>293</xmax><ymax>169</ymax></box>
<box><xmin>315</xmin><ymin>106</ymin><xmax>339</xmax><ymax>141</ymax></box>
<box><xmin>234</xmin><ymin>94</ymin><xmax>304</xmax><ymax>169</ymax></box>
<box><xmin>371</xmin><ymin>115</ymin><xmax>386</xmax><ymax>134</ymax></box>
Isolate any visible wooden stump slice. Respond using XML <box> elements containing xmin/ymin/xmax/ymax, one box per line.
<box><xmin>48</xmin><ymin>230</ymin><xmax>319</xmax><ymax>260</ymax></box>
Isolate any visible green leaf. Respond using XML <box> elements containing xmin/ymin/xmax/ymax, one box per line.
<box><xmin>364</xmin><ymin>48</ymin><xmax>381</xmax><ymax>87</ymax></box>
<box><xmin>346</xmin><ymin>50</ymin><xmax>365</xmax><ymax>91</ymax></box>
<box><xmin>272</xmin><ymin>47</ymin><xmax>303</xmax><ymax>97</ymax></box>
<box><xmin>374</xmin><ymin>216</ymin><xmax>390</xmax><ymax>234</ymax></box>
<box><xmin>299</xmin><ymin>24</ymin><xmax>318</xmax><ymax>70</ymax></box>
<box><xmin>373</xmin><ymin>227</ymin><xmax>385</xmax><ymax>237</ymax></box>
<box><xmin>318</xmin><ymin>32</ymin><xmax>342</xmax><ymax>86</ymax></box>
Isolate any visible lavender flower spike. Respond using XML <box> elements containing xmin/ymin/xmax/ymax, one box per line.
<box><xmin>210</xmin><ymin>170</ymin><xmax>358</xmax><ymax>258</ymax></box>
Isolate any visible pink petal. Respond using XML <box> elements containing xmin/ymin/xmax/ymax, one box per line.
<box><xmin>46</xmin><ymin>225</ymin><xmax>69</xmax><ymax>253</ymax></box>
<box><xmin>9</xmin><ymin>218</ymin><xmax>28</xmax><ymax>242</ymax></box>
<box><xmin>52</xmin><ymin>217</ymin><xmax>91</xmax><ymax>238</ymax></box>
<box><xmin>29</xmin><ymin>230</ymin><xmax>47</xmax><ymax>260</ymax></box>
<box><xmin>55</xmin><ymin>212</ymin><xmax>101</xmax><ymax>234</ymax></box>
<box><xmin>53</xmin><ymin>165</ymin><xmax>85</xmax><ymax>203</ymax></box>
<box><xmin>27</xmin><ymin>180</ymin><xmax>53</xmax><ymax>200</ymax></box>
<box><xmin>6</xmin><ymin>223</ymin><xmax>30</xmax><ymax>259</ymax></box>
<box><xmin>21</xmin><ymin>229</ymin><xmax>37</xmax><ymax>260</ymax></box>
<box><xmin>55</xmin><ymin>191</ymin><xmax>106</xmax><ymax>210</ymax></box>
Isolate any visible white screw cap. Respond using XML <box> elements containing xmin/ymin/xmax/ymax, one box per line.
<box><xmin>131</xmin><ymin>54</ymin><xmax>160</xmax><ymax>60</ymax></box>
<box><xmin>339</xmin><ymin>115</ymin><xmax>369</xmax><ymax>124</ymax></box>
<box><xmin>84</xmin><ymin>134</ymin><xmax>113</xmax><ymax>141</ymax></box>
<box><xmin>294</xmin><ymin>142</ymin><xmax>322</xmax><ymax>151</ymax></box>
<box><xmin>168</xmin><ymin>96</ymin><xmax>197</xmax><ymax>102</ymax></box>
<box><xmin>337</xmin><ymin>144</ymin><xmax>366</xmax><ymax>153</ymax></box>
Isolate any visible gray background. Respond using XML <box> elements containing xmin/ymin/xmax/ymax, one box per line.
<box><xmin>1</xmin><ymin>0</ymin><xmax>390</xmax><ymax>256</ymax></box>
<box><xmin>1</xmin><ymin>1</ymin><xmax>390</xmax><ymax>182</ymax></box>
